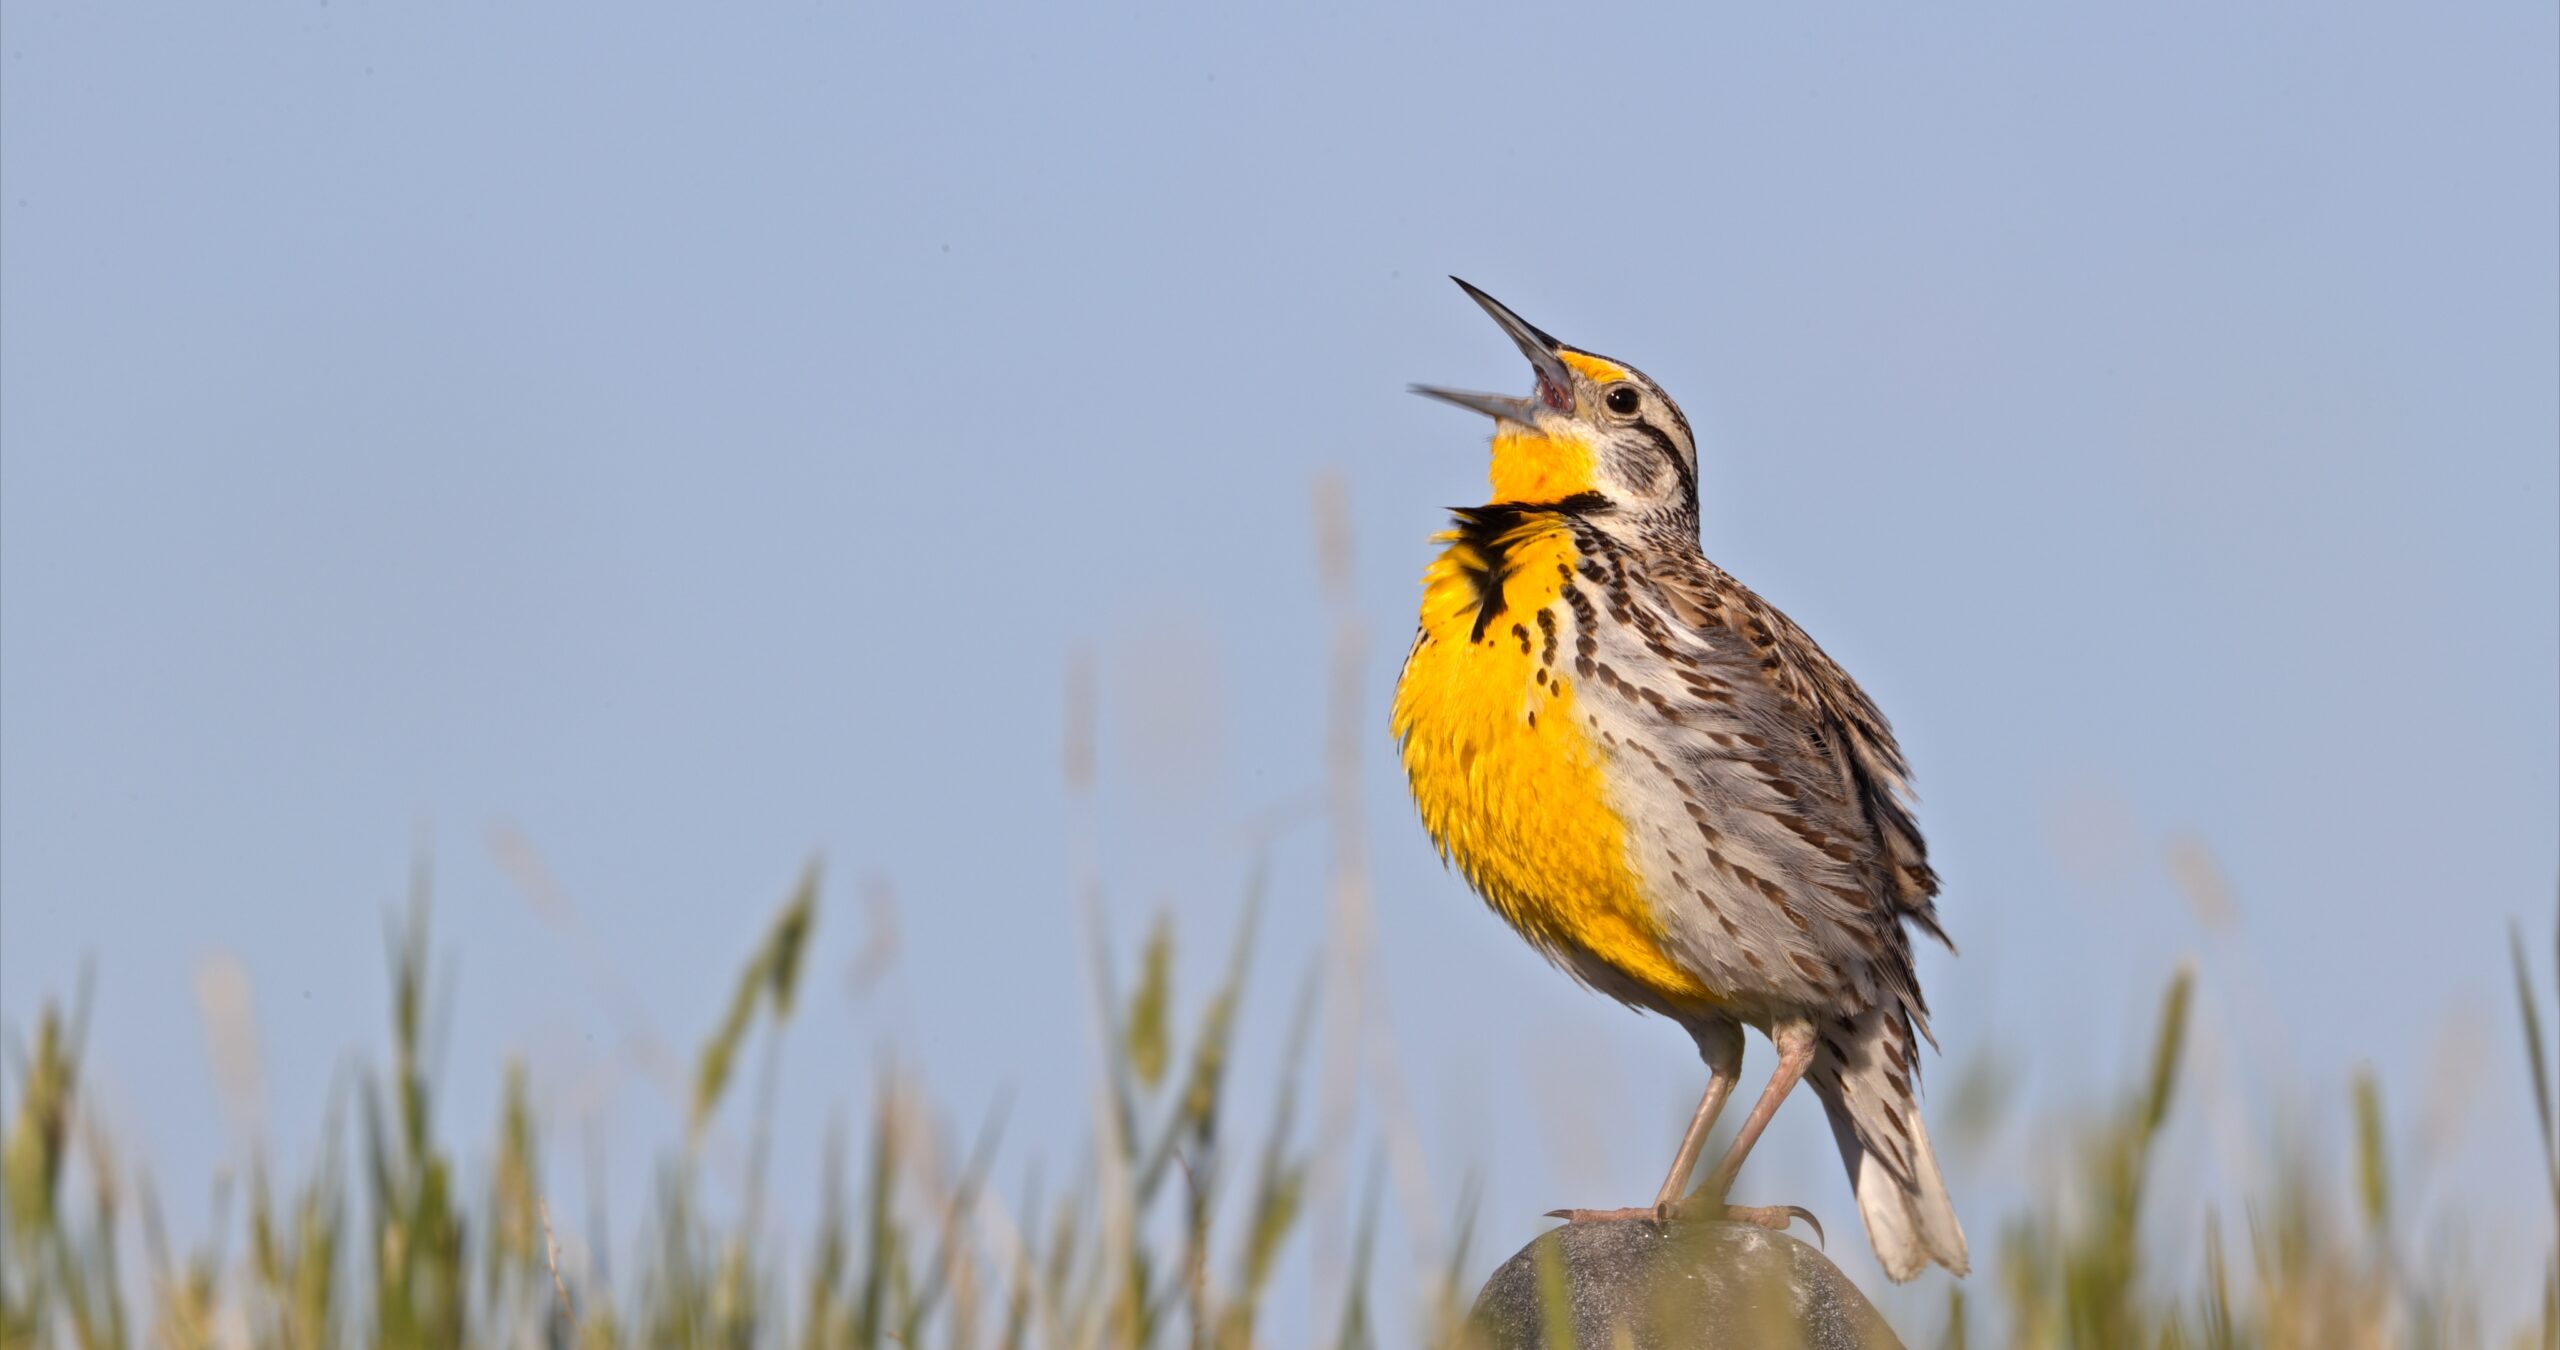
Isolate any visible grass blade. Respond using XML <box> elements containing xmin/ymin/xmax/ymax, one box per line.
<box><xmin>2351</xmin><ymin>1069</ymin><xmax>2390</xmax><ymax>1237</ymax></box>
<box><xmin>2512</xmin><ymin>921</ymin><xmax>2554</xmax><ymax>1179</ymax></box>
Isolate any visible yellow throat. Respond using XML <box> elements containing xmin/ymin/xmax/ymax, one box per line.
<box><xmin>1390</xmin><ymin>492</ymin><xmax>1714</xmax><ymax>1007</ymax></box>
<box><xmin>1479</xmin><ymin>351</ymin><xmax>1634</xmax><ymax>502</ymax></box>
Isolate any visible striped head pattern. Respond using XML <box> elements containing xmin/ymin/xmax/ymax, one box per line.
<box><xmin>1413</xmin><ymin>278</ymin><xmax>1699</xmax><ymax>528</ymax></box>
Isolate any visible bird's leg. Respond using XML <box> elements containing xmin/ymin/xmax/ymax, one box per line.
<box><xmin>1667</xmin><ymin>1018</ymin><xmax>1818</xmax><ymax>1232</ymax></box>
<box><xmin>1545</xmin><ymin>1019</ymin><xmax>1825</xmax><ymax>1240</ymax></box>
<box><xmin>1550</xmin><ymin>1018</ymin><xmax>1757</xmax><ymax>1226</ymax></box>
<box><xmin>1651</xmin><ymin>1018</ymin><xmax>1743</xmax><ymax>1209</ymax></box>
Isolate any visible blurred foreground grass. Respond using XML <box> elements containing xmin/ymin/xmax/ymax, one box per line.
<box><xmin>1</xmin><ymin>491</ymin><xmax>2548</xmax><ymax>1346</ymax></box>
<box><xmin>5</xmin><ymin>867</ymin><xmax>2553</xmax><ymax>1348</ymax></box>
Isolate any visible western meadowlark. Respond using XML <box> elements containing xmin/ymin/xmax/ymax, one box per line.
<box><xmin>1392</xmin><ymin>279</ymin><xmax>1968</xmax><ymax>1281</ymax></box>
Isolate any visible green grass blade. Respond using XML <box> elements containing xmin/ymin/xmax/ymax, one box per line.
<box><xmin>1127</xmin><ymin>915</ymin><xmax>1174</xmax><ymax>1093</ymax></box>
<box><xmin>2512</xmin><ymin>921</ymin><xmax>2554</xmax><ymax>1178</ymax></box>
<box><xmin>2351</xmin><ymin>1068</ymin><xmax>2390</xmax><ymax>1237</ymax></box>
<box><xmin>1532</xmin><ymin>1234</ymin><xmax>1576</xmax><ymax>1350</ymax></box>
<box><xmin>2141</xmin><ymin>964</ymin><xmax>2195</xmax><ymax>1142</ymax></box>
<box><xmin>766</xmin><ymin>860</ymin><xmax>822</xmax><ymax>1022</ymax></box>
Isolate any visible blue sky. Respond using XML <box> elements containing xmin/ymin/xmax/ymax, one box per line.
<box><xmin>4</xmin><ymin>1</ymin><xmax>2554</xmax><ymax>1333</ymax></box>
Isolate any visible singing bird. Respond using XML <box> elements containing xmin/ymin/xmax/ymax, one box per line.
<box><xmin>1391</xmin><ymin>280</ymin><xmax>1967</xmax><ymax>1280</ymax></box>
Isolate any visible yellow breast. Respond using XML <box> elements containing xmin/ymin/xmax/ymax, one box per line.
<box><xmin>1390</xmin><ymin>511</ymin><xmax>1713</xmax><ymax>1005</ymax></box>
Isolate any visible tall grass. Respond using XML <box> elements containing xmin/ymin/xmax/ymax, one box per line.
<box><xmin>3</xmin><ymin>486</ymin><xmax>2550</xmax><ymax>1346</ymax></box>
<box><xmin>6</xmin><ymin>874</ymin><xmax>2552</xmax><ymax>1346</ymax></box>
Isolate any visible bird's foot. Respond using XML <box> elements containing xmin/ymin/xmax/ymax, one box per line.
<box><xmin>1544</xmin><ymin>1205</ymin><xmax>1662</xmax><ymax>1225</ymax></box>
<box><xmin>1542</xmin><ymin>1200</ymin><xmax>1823</xmax><ymax>1245</ymax></box>
<box><xmin>1695</xmin><ymin>1202</ymin><xmax>1825</xmax><ymax>1246</ymax></box>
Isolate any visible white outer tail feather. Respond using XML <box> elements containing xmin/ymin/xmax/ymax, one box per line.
<box><xmin>1814</xmin><ymin>1025</ymin><xmax>1969</xmax><ymax>1281</ymax></box>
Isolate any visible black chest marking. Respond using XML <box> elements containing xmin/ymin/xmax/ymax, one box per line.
<box><xmin>1448</xmin><ymin>493</ymin><xmax>1610</xmax><ymax>643</ymax></box>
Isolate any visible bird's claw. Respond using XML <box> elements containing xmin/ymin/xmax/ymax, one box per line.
<box><xmin>1543</xmin><ymin>1201</ymin><xmax>1822</xmax><ymax>1245</ymax></box>
<box><xmin>1543</xmin><ymin>1205</ymin><xmax>1660</xmax><ymax>1224</ymax></box>
<box><xmin>1713</xmin><ymin>1203</ymin><xmax>1824</xmax><ymax>1247</ymax></box>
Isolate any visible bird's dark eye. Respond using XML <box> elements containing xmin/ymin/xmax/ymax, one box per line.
<box><xmin>1604</xmin><ymin>384</ymin><xmax>1641</xmax><ymax>417</ymax></box>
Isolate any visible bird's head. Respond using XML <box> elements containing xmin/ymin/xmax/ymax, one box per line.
<box><xmin>1414</xmin><ymin>278</ymin><xmax>1697</xmax><ymax>518</ymax></box>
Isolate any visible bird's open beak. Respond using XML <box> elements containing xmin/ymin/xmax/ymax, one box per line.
<box><xmin>1412</xmin><ymin>277</ymin><xmax>1578</xmax><ymax>422</ymax></box>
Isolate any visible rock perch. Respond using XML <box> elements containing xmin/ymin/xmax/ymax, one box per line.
<box><xmin>1465</xmin><ymin>1218</ymin><xmax>1906</xmax><ymax>1350</ymax></box>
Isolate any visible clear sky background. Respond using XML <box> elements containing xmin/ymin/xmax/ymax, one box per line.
<box><xmin>4</xmin><ymin>1</ymin><xmax>2554</xmax><ymax>1336</ymax></box>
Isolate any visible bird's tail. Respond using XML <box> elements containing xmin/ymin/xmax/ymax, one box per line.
<box><xmin>1810</xmin><ymin>1007</ymin><xmax>1968</xmax><ymax>1281</ymax></box>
